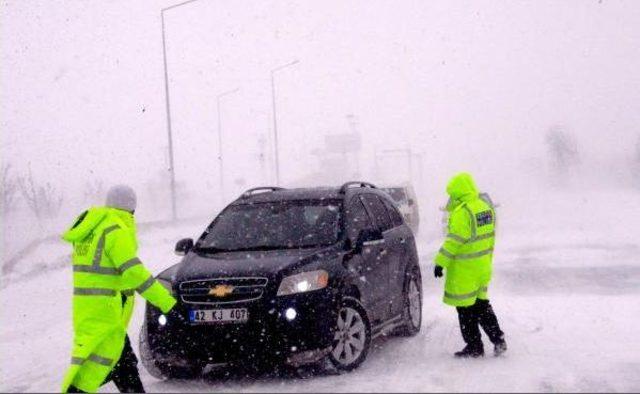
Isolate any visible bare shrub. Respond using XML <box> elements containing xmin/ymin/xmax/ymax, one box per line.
<box><xmin>1</xmin><ymin>164</ymin><xmax>19</xmax><ymax>214</ymax></box>
<box><xmin>546</xmin><ymin>126</ymin><xmax>579</xmax><ymax>174</ymax></box>
<box><xmin>17</xmin><ymin>167</ymin><xmax>63</xmax><ymax>220</ymax></box>
<box><xmin>634</xmin><ymin>134</ymin><xmax>640</xmax><ymax>188</ymax></box>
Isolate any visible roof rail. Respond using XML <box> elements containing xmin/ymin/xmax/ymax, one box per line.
<box><xmin>240</xmin><ymin>186</ymin><xmax>285</xmax><ymax>199</ymax></box>
<box><xmin>339</xmin><ymin>181</ymin><xmax>377</xmax><ymax>194</ymax></box>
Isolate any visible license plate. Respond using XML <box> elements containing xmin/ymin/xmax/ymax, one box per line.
<box><xmin>189</xmin><ymin>308</ymin><xmax>249</xmax><ymax>324</ymax></box>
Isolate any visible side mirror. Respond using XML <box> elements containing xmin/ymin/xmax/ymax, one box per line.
<box><xmin>355</xmin><ymin>228</ymin><xmax>384</xmax><ymax>252</ymax></box>
<box><xmin>175</xmin><ymin>238</ymin><xmax>194</xmax><ymax>256</ymax></box>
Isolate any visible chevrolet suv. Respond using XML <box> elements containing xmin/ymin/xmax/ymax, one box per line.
<box><xmin>140</xmin><ymin>182</ymin><xmax>422</xmax><ymax>379</ymax></box>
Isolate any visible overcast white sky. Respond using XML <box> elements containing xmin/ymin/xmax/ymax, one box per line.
<box><xmin>2</xmin><ymin>0</ymin><xmax>639</xmax><ymax>216</ymax></box>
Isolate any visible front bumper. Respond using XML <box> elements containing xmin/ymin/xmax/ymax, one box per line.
<box><xmin>144</xmin><ymin>288</ymin><xmax>338</xmax><ymax>367</ymax></box>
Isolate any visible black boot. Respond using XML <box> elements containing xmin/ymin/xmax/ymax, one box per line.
<box><xmin>454</xmin><ymin>344</ymin><xmax>484</xmax><ymax>358</ymax></box>
<box><xmin>494</xmin><ymin>338</ymin><xmax>507</xmax><ymax>356</ymax></box>
<box><xmin>456</xmin><ymin>305</ymin><xmax>484</xmax><ymax>358</ymax></box>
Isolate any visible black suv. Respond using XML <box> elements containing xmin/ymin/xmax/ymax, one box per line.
<box><xmin>140</xmin><ymin>182</ymin><xmax>422</xmax><ymax>378</ymax></box>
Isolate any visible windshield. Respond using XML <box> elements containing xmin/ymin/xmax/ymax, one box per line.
<box><xmin>197</xmin><ymin>200</ymin><xmax>342</xmax><ymax>252</ymax></box>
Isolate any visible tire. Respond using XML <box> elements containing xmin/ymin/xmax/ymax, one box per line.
<box><xmin>139</xmin><ymin>324</ymin><xmax>203</xmax><ymax>380</ymax></box>
<box><xmin>396</xmin><ymin>268</ymin><xmax>422</xmax><ymax>337</ymax></box>
<box><xmin>328</xmin><ymin>297</ymin><xmax>371</xmax><ymax>372</ymax></box>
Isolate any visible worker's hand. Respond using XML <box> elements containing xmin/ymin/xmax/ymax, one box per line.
<box><xmin>434</xmin><ymin>265</ymin><xmax>443</xmax><ymax>278</ymax></box>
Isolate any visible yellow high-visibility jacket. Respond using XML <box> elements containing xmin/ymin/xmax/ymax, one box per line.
<box><xmin>61</xmin><ymin>207</ymin><xmax>176</xmax><ymax>393</ymax></box>
<box><xmin>435</xmin><ymin>173</ymin><xmax>496</xmax><ymax>307</ymax></box>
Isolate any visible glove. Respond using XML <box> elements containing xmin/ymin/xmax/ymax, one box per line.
<box><xmin>434</xmin><ymin>265</ymin><xmax>443</xmax><ymax>278</ymax></box>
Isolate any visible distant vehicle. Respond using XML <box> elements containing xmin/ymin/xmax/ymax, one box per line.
<box><xmin>140</xmin><ymin>182</ymin><xmax>422</xmax><ymax>379</ymax></box>
<box><xmin>379</xmin><ymin>183</ymin><xmax>420</xmax><ymax>235</ymax></box>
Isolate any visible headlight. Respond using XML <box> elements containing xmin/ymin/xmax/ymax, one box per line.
<box><xmin>277</xmin><ymin>270</ymin><xmax>329</xmax><ymax>296</ymax></box>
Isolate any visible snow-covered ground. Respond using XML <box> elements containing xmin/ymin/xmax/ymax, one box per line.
<box><xmin>1</xmin><ymin>189</ymin><xmax>639</xmax><ymax>392</ymax></box>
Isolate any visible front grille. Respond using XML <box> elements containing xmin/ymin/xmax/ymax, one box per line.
<box><xmin>178</xmin><ymin>277</ymin><xmax>268</xmax><ymax>305</ymax></box>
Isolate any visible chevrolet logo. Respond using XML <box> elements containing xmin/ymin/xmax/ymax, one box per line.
<box><xmin>208</xmin><ymin>285</ymin><xmax>234</xmax><ymax>297</ymax></box>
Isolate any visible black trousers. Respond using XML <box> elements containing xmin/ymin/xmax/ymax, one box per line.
<box><xmin>68</xmin><ymin>335</ymin><xmax>144</xmax><ymax>393</ymax></box>
<box><xmin>456</xmin><ymin>299</ymin><xmax>504</xmax><ymax>349</ymax></box>
<box><xmin>103</xmin><ymin>335</ymin><xmax>145</xmax><ymax>393</ymax></box>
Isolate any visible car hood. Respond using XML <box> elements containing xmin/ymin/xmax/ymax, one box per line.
<box><xmin>175</xmin><ymin>245</ymin><xmax>341</xmax><ymax>282</ymax></box>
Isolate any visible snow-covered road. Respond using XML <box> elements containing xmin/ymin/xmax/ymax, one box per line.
<box><xmin>2</xmin><ymin>190</ymin><xmax>640</xmax><ymax>392</ymax></box>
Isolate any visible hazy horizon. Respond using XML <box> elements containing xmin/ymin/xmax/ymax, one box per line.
<box><xmin>2</xmin><ymin>0</ymin><xmax>640</xmax><ymax>225</ymax></box>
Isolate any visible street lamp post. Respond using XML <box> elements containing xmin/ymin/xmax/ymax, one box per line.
<box><xmin>270</xmin><ymin>59</ymin><xmax>299</xmax><ymax>186</ymax></box>
<box><xmin>160</xmin><ymin>0</ymin><xmax>205</xmax><ymax>221</ymax></box>
<box><xmin>216</xmin><ymin>87</ymin><xmax>239</xmax><ymax>204</ymax></box>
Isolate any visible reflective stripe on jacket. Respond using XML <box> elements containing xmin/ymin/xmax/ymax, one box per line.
<box><xmin>434</xmin><ymin>173</ymin><xmax>496</xmax><ymax>307</ymax></box>
<box><xmin>61</xmin><ymin>207</ymin><xmax>176</xmax><ymax>393</ymax></box>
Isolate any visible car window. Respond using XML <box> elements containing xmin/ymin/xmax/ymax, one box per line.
<box><xmin>381</xmin><ymin>188</ymin><xmax>407</xmax><ymax>204</ymax></box>
<box><xmin>382</xmin><ymin>198</ymin><xmax>404</xmax><ymax>227</ymax></box>
<box><xmin>361</xmin><ymin>194</ymin><xmax>392</xmax><ymax>232</ymax></box>
<box><xmin>345</xmin><ymin>197</ymin><xmax>373</xmax><ymax>241</ymax></box>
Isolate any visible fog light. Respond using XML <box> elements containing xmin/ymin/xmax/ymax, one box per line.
<box><xmin>158</xmin><ymin>314</ymin><xmax>167</xmax><ymax>326</ymax></box>
<box><xmin>285</xmin><ymin>308</ymin><xmax>297</xmax><ymax>321</ymax></box>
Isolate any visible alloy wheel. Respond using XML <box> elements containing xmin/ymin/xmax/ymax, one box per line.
<box><xmin>331</xmin><ymin>306</ymin><xmax>367</xmax><ymax>366</ymax></box>
<box><xmin>408</xmin><ymin>278</ymin><xmax>421</xmax><ymax>329</ymax></box>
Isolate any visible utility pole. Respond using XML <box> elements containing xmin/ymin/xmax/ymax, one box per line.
<box><xmin>160</xmin><ymin>0</ymin><xmax>205</xmax><ymax>221</ymax></box>
<box><xmin>216</xmin><ymin>87</ymin><xmax>239</xmax><ymax>204</ymax></box>
<box><xmin>270</xmin><ymin>59</ymin><xmax>299</xmax><ymax>186</ymax></box>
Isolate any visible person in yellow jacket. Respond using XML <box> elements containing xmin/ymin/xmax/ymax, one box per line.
<box><xmin>61</xmin><ymin>185</ymin><xmax>183</xmax><ymax>393</ymax></box>
<box><xmin>434</xmin><ymin>173</ymin><xmax>507</xmax><ymax>358</ymax></box>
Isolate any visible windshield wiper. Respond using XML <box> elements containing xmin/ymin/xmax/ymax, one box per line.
<box><xmin>224</xmin><ymin>245</ymin><xmax>285</xmax><ymax>252</ymax></box>
<box><xmin>194</xmin><ymin>246</ymin><xmax>232</xmax><ymax>254</ymax></box>
<box><xmin>224</xmin><ymin>244</ymin><xmax>327</xmax><ymax>252</ymax></box>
